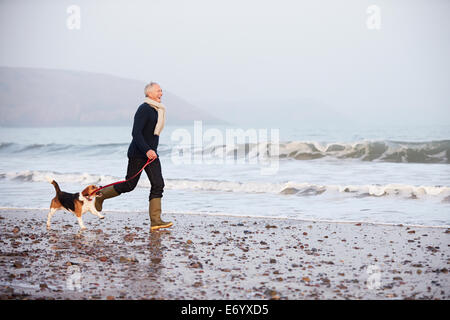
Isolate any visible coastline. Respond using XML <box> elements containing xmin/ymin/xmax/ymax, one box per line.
<box><xmin>1</xmin><ymin>207</ymin><xmax>448</xmax><ymax>230</ymax></box>
<box><xmin>0</xmin><ymin>208</ymin><xmax>448</xmax><ymax>300</ymax></box>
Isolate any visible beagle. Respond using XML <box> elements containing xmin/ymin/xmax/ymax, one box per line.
<box><xmin>46</xmin><ymin>179</ymin><xmax>104</xmax><ymax>230</ymax></box>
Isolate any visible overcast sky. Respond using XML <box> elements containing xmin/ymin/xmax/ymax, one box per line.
<box><xmin>1</xmin><ymin>0</ymin><xmax>449</xmax><ymax>126</ymax></box>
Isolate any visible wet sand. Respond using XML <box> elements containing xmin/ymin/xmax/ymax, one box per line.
<box><xmin>0</xmin><ymin>208</ymin><xmax>448</xmax><ymax>300</ymax></box>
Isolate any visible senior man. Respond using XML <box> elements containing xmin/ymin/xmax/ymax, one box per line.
<box><xmin>95</xmin><ymin>82</ymin><xmax>173</xmax><ymax>231</ymax></box>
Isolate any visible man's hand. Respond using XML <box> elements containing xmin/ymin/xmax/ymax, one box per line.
<box><xmin>146</xmin><ymin>149</ymin><xmax>157</xmax><ymax>160</ymax></box>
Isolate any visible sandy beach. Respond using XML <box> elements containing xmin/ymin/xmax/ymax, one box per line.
<box><xmin>0</xmin><ymin>208</ymin><xmax>448</xmax><ymax>300</ymax></box>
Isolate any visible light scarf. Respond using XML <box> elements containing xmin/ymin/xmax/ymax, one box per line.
<box><xmin>144</xmin><ymin>97</ymin><xmax>166</xmax><ymax>136</ymax></box>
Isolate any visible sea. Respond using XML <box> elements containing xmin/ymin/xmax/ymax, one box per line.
<box><xmin>0</xmin><ymin>123</ymin><xmax>449</xmax><ymax>227</ymax></box>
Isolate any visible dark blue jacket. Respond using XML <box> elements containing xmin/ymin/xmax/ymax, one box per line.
<box><xmin>127</xmin><ymin>103</ymin><xmax>159</xmax><ymax>158</ymax></box>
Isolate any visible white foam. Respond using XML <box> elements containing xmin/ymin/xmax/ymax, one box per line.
<box><xmin>2</xmin><ymin>139</ymin><xmax>449</xmax><ymax>163</ymax></box>
<box><xmin>2</xmin><ymin>170</ymin><xmax>450</xmax><ymax>199</ymax></box>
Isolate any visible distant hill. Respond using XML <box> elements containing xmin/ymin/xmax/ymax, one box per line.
<box><xmin>0</xmin><ymin>67</ymin><xmax>224</xmax><ymax>126</ymax></box>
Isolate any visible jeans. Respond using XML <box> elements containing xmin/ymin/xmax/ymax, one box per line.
<box><xmin>113</xmin><ymin>157</ymin><xmax>165</xmax><ymax>201</ymax></box>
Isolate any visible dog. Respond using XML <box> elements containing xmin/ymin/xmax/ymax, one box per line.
<box><xmin>46</xmin><ymin>178</ymin><xmax>104</xmax><ymax>230</ymax></box>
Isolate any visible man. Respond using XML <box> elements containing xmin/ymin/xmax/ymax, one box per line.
<box><xmin>95</xmin><ymin>82</ymin><xmax>173</xmax><ymax>231</ymax></box>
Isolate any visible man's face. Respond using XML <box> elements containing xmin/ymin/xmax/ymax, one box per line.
<box><xmin>149</xmin><ymin>84</ymin><xmax>163</xmax><ymax>102</ymax></box>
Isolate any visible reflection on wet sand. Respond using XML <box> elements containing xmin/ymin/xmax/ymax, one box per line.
<box><xmin>0</xmin><ymin>209</ymin><xmax>449</xmax><ymax>300</ymax></box>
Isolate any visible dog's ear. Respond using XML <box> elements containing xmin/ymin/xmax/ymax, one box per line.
<box><xmin>81</xmin><ymin>186</ymin><xmax>90</xmax><ymax>197</ymax></box>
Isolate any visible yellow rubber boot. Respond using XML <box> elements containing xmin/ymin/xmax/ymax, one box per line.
<box><xmin>95</xmin><ymin>185</ymin><xmax>119</xmax><ymax>212</ymax></box>
<box><xmin>149</xmin><ymin>198</ymin><xmax>173</xmax><ymax>231</ymax></box>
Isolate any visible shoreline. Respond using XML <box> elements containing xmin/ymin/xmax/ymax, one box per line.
<box><xmin>1</xmin><ymin>207</ymin><xmax>449</xmax><ymax>230</ymax></box>
<box><xmin>0</xmin><ymin>208</ymin><xmax>449</xmax><ymax>300</ymax></box>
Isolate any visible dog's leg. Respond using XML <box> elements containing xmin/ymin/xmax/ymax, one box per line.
<box><xmin>89</xmin><ymin>206</ymin><xmax>105</xmax><ymax>219</ymax></box>
<box><xmin>46</xmin><ymin>208</ymin><xmax>57</xmax><ymax>229</ymax></box>
<box><xmin>76</xmin><ymin>216</ymin><xmax>87</xmax><ymax>230</ymax></box>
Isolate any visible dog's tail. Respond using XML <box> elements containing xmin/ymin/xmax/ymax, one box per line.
<box><xmin>47</xmin><ymin>177</ymin><xmax>62</xmax><ymax>195</ymax></box>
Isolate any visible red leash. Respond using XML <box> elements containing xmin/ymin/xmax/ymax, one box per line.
<box><xmin>89</xmin><ymin>157</ymin><xmax>155</xmax><ymax>197</ymax></box>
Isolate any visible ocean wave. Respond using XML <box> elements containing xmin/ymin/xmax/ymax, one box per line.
<box><xmin>0</xmin><ymin>142</ymin><xmax>127</xmax><ymax>153</ymax></box>
<box><xmin>1</xmin><ymin>140</ymin><xmax>449</xmax><ymax>163</ymax></box>
<box><xmin>2</xmin><ymin>170</ymin><xmax>449</xmax><ymax>199</ymax></box>
<box><xmin>215</xmin><ymin>139</ymin><xmax>450</xmax><ymax>163</ymax></box>
<box><xmin>0</xmin><ymin>142</ymin><xmax>172</xmax><ymax>155</ymax></box>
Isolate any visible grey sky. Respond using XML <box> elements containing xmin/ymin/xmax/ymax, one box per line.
<box><xmin>1</xmin><ymin>0</ymin><xmax>449</xmax><ymax>126</ymax></box>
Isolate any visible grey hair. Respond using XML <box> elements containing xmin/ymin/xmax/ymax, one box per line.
<box><xmin>144</xmin><ymin>82</ymin><xmax>159</xmax><ymax>97</ymax></box>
